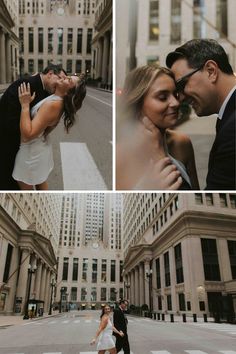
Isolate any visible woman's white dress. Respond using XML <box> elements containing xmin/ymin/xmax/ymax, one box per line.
<box><xmin>97</xmin><ymin>317</ymin><xmax>115</xmax><ymax>351</ymax></box>
<box><xmin>12</xmin><ymin>95</ymin><xmax>62</xmax><ymax>185</ymax></box>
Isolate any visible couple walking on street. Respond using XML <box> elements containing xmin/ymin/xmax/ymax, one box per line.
<box><xmin>91</xmin><ymin>300</ymin><xmax>130</xmax><ymax>354</ymax></box>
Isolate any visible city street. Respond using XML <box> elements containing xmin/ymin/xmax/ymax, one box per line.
<box><xmin>48</xmin><ymin>87</ymin><xmax>112</xmax><ymax>190</ymax></box>
<box><xmin>0</xmin><ymin>311</ymin><xmax>236</xmax><ymax>354</ymax></box>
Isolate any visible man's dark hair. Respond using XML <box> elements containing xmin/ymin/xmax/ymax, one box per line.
<box><xmin>166</xmin><ymin>39</ymin><xmax>233</xmax><ymax>75</ymax></box>
<box><xmin>42</xmin><ymin>64</ymin><xmax>67</xmax><ymax>75</ymax></box>
<box><xmin>119</xmin><ymin>299</ymin><xmax>128</xmax><ymax>305</ymax></box>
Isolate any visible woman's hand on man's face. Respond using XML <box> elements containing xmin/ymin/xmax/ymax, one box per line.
<box><xmin>18</xmin><ymin>82</ymin><xmax>36</xmax><ymax>107</ymax></box>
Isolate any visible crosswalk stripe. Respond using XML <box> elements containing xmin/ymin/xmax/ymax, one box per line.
<box><xmin>62</xmin><ymin>320</ymin><xmax>69</xmax><ymax>323</ymax></box>
<box><xmin>43</xmin><ymin>353</ymin><xmax>62</xmax><ymax>354</ymax></box>
<box><xmin>185</xmin><ymin>351</ymin><xmax>208</xmax><ymax>353</ymax></box>
<box><xmin>80</xmin><ymin>352</ymin><xmax>97</xmax><ymax>354</ymax></box>
<box><xmin>48</xmin><ymin>321</ymin><xmax>57</xmax><ymax>324</ymax></box>
<box><xmin>85</xmin><ymin>319</ymin><xmax>91</xmax><ymax>323</ymax></box>
<box><xmin>151</xmin><ymin>351</ymin><xmax>171</xmax><ymax>354</ymax></box>
<box><xmin>73</xmin><ymin>320</ymin><xmax>80</xmax><ymax>323</ymax></box>
<box><xmin>60</xmin><ymin>142</ymin><xmax>107</xmax><ymax>190</ymax></box>
<box><xmin>219</xmin><ymin>351</ymin><xmax>236</xmax><ymax>354</ymax></box>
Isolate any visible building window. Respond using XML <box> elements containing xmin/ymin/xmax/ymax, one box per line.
<box><xmin>28</xmin><ymin>27</ymin><xmax>34</xmax><ymax>53</ymax></box>
<box><xmin>179</xmin><ymin>293</ymin><xmax>186</xmax><ymax>311</ymax></box>
<box><xmin>174</xmin><ymin>196</ymin><xmax>179</xmax><ymax>210</ymax></box>
<box><xmin>76</xmin><ymin>60</ymin><xmax>82</xmax><ymax>73</ymax></box>
<box><xmin>85</xmin><ymin>60</ymin><xmax>91</xmax><ymax>77</ymax></box>
<box><xmin>228</xmin><ymin>240</ymin><xmax>236</xmax><ymax>279</ymax></box>
<box><xmin>110</xmin><ymin>260</ymin><xmax>116</xmax><ymax>282</ymax></box>
<box><xmin>167</xmin><ymin>294</ymin><xmax>172</xmax><ymax>311</ymax></box>
<box><xmin>38</xmin><ymin>59</ymin><xmax>44</xmax><ymax>72</ymax></box>
<box><xmin>175</xmin><ymin>243</ymin><xmax>184</xmax><ymax>284</ymax></box>
<box><xmin>201</xmin><ymin>238</ymin><xmax>221</xmax><ymax>281</ymax></box>
<box><xmin>67</xmin><ymin>28</ymin><xmax>73</xmax><ymax>54</ymax></box>
<box><xmin>48</xmin><ymin>28</ymin><xmax>53</xmax><ymax>54</ymax></box>
<box><xmin>86</xmin><ymin>28</ymin><xmax>93</xmax><ymax>54</ymax></box>
<box><xmin>66</xmin><ymin>60</ymin><xmax>72</xmax><ymax>74</ymax></box>
<box><xmin>38</xmin><ymin>28</ymin><xmax>43</xmax><ymax>53</ymax></box>
<box><xmin>92</xmin><ymin>259</ymin><xmax>98</xmax><ymax>283</ymax></box>
<box><xmin>155</xmin><ymin>258</ymin><xmax>161</xmax><ymax>289</ymax></box>
<box><xmin>77</xmin><ymin>28</ymin><xmax>83</xmax><ymax>53</ymax></box>
<box><xmin>149</xmin><ymin>0</ymin><xmax>159</xmax><ymax>41</ymax></box>
<box><xmin>82</xmin><ymin>258</ymin><xmax>88</xmax><ymax>281</ymax></box>
<box><xmin>170</xmin><ymin>0</ymin><xmax>181</xmax><ymax>44</ymax></box>
<box><xmin>57</xmin><ymin>28</ymin><xmax>63</xmax><ymax>55</ymax></box>
<box><xmin>195</xmin><ymin>193</ymin><xmax>203</xmax><ymax>204</ymax></box>
<box><xmin>216</xmin><ymin>0</ymin><xmax>228</xmax><ymax>37</ymax></box>
<box><xmin>101</xmin><ymin>259</ymin><xmax>107</xmax><ymax>282</ymax></box>
<box><xmin>193</xmin><ymin>0</ymin><xmax>206</xmax><ymax>38</ymax></box>
<box><xmin>72</xmin><ymin>258</ymin><xmax>79</xmax><ymax>281</ymax></box>
<box><xmin>110</xmin><ymin>288</ymin><xmax>116</xmax><ymax>301</ymax></box>
<box><xmin>71</xmin><ymin>287</ymin><xmax>77</xmax><ymax>301</ymax></box>
<box><xmin>158</xmin><ymin>295</ymin><xmax>162</xmax><ymax>310</ymax></box>
<box><xmin>219</xmin><ymin>193</ymin><xmax>227</xmax><ymax>207</ymax></box>
<box><xmin>91</xmin><ymin>287</ymin><xmax>97</xmax><ymax>301</ymax></box>
<box><xmin>19</xmin><ymin>28</ymin><xmax>24</xmax><ymax>54</ymax></box>
<box><xmin>81</xmin><ymin>287</ymin><xmax>87</xmax><ymax>301</ymax></box>
<box><xmin>28</xmin><ymin>59</ymin><xmax>34</xmax><ymax>74</ymax></box>
<box><xmin>164</xmin><ymin>251</ymin><xmax>171</xmax><ymax>287</ymax></box>
<box><xmin>62</xmin><ymin>257</ymin><xmax>69</xmax><ymax>281</ymax></box>
<box><xmin>120</xmin><ymin>261</ymin><xmax>123</xmax><ymax>282</ymax></box>
<box><xmin>101</xmin><ymin>287</ymin><xmax>106</xmax><ymax>301</ymax></box>
<box><xmin>206</xmin><ymin>193</ymin><xmax>213</xmax><ymax>206</ymax></box>
<box><xmin>3</xmin><ymin>244</ymin><xmax>13</xmax><ymax>283</ymax></box>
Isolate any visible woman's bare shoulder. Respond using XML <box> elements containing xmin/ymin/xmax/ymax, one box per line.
<box><xmin>167</xmin><ymin>129</ymin><xmax>192</xmax><ymax>147</ymax></box>
<box><xmin>167</xmin><ymin>129</ymin><xmax>194</xmax><ymax>163</ymax></box>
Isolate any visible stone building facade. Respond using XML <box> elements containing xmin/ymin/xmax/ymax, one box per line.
<box><xmin>0</xmin><ymin>0</ymin><xmax>19</xmax><ymax>86</ymax></box>
<box><xmin>92</xmin><ymin>0</ymin><xmax>112</xmax><ymax>89</ymax></box>
<box><xmin>123</xmin><ymin>193</ymin><xmax>236</xmax><ymax>319</ymax></box>
<box><xmin>18</xmin><ymin>0</ymin><xmax>95</xmax><ymax>76</ymax></box>
<box><xmin>116</xmin><ymin>0</ymin><xmax>236</xmax><ymax>89</ymax></box>
<box><xmin>0</xmin><ymin>193</ymin><xmax>62</xmax><ymax>315</ymax></box>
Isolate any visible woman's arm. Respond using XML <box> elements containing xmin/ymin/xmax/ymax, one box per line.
<box><xmin>112</xmin><ymin>325</ymin><xmax>124</xmax><ymax>336</ymax></box>
<box><xmin>185</xmin><ymin>140</ymin><xmax>200</xmax><ymax>190</ymax></box>
<box><xmin>90</xmin><ymin>316</ymin><xmax>108</xmax><ymax>345</ymax></box>
<box><xmin>18</xmin><ymin>83</ymin><xmax>63</xmax><ymax>142</ymax></box>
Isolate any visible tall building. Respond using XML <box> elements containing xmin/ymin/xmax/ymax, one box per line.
<box><xmin>123</xmin><ymin>193</ymin><xmax>236</xmax><ymax>319</ymax></box>
<box><xmin>18</xmin><ymin>0</ymin><xmax>95</xmax><ymax>76</ymax></box>
<box><xmin>0</xmin><ymin>193</ymin><xmax>62</xmax><ymax>315</ymax></box>
<box><xmin>116</xmin><ymin>0</ymin><xmax>236</xmax><ymax>88</ymax></box>
<box><xmin>0</xmin><ymin>0</ymin><xmax>19</xmax><ymax>85</ymax></box>
<box><xmin>56</xmin><ymin>193</ymin><xmax>123</xmax><ymax>309</ymax></box>
<box><xmin>92</xmin><ymin>0</ymin><xmax>112</xmax><ymax>89</ymax></box>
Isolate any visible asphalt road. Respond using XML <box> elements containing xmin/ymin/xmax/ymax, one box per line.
<box><xmin>48</xmin><ymin>87</ymin><xmax>112</xmax><ymax>190</ymax></box>
<box><xmin>0</xmin><ymin>311</ymin><xmax>236</xmax><ymax>354</ymax></box>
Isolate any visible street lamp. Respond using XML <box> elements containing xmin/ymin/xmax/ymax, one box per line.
<box><xmin>146</xmin><ymin>269</ymin><xmax>153</xmax><ymax>313</ymax></box>
<box><xmin>23</xmin><ymin>263</ymin><xmax>37</xmax><ymax>320</ymax></box>
<box><xmin>48</xmin><ymin>278</ymin><xmax>56</xmax><ymax>315</ymax></box>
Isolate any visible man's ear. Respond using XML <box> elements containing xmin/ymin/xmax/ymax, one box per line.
<box><xmin>204</xmin><ymin>60</ymin><xmax>219</xmax><ymax>83</ymax></box>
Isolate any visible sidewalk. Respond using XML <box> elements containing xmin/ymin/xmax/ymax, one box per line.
<box><xmin>0</xmin><ymin>310</ymin><xmax>61</xmax><ymax>327</ymax></box>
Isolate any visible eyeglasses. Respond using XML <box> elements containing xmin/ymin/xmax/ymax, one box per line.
<box><xmin>175</xmin><ymin>65</ymin><xmax>204</xmax><ymax>93</ymax></box>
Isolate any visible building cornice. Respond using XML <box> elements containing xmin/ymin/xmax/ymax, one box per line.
<box><xmin>0</xmin><ymin>0</ymin><xmax>15</xmax><ymax>29</ymax></box>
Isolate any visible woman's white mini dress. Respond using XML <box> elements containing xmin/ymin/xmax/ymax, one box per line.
<box><xmin>12</xmin><ymin>95</ymin><xmax>62</xmax><ymax>185</ymax></box>
<box><xmin>97</xmin><ymin>317</ymin><xmax>115</xmax><ymax>351</ymax></box>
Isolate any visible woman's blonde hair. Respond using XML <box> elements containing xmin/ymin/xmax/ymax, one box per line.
<box><xmin>118</xmin><ymin>65</ymin><xmax>174</xmax><ymax>123</ymax></box>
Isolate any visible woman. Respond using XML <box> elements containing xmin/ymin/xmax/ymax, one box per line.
<box><xmin>90</xmin><ymin>305</ymin><xmax>124</xmax><ymax>354</ymax></box>
<box><xmin>116</xmin><ymin>65</ymin><xmax>199</xmax><ymax>190</ymax></box>
<box><xmin>12</xmin><ymin>74</ymin><xmax>86</xmax><ymax>190</ymax></box>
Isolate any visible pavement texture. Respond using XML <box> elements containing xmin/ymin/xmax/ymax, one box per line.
<box><xmin>0</xmin><ymin>311</ymin><xmax>60</xmax><ymax>327</ymax></box>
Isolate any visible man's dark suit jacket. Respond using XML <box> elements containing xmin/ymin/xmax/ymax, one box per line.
<box><xmin>0</xmin><ymin>74</ymin><xmax>49</xmax><ymax>190</ymax></box>
<box><xmin>206</xmin><ymin>89</ymin><xmax>236</xmax><ymax>190</ymax></box>
<box><xmin>113</xmin><ymin>307</ymin><xmax>128</xmax><ymax>336</ymax></box>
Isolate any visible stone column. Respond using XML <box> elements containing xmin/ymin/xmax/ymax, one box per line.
<box><xmin>35</xmin><ymin>259</ymin><xmax>42</xmax><ymax>300</ymax></box>
<box><xmin>108</xmin><ymin>31</ymin><xmax>112</xmax><ymax>89</ymax></box>
<box><xmin>102</xmin><ymin>32</ymin><xmax>109</xmax><ymax>85</ymax></box>
<box><xmin>44</xmin><ymin>269</ymin><xmax>51</xmax><ymax>312</ymax></box>
<box><xmin>5</xmin><ymin>33</ymin><xmax>11</xmax><ymax>83</ymax></box>
<box><xmin>134</xmin><ymin>266</ymin><xmax>139</xmax><ymax>306</ymax></box>
<box><xmin>144</xmin><ymin>260</ymin><xmax>151</xmax><ymax>306</ymax></box>
<box><xmin>0</xmin><ymin>28</ymin><xmax>6</xmax><ymax>83</ymax></box>
<box><xmin>30</xmin><ymin>256</ymin><xmax>37</xmax><ymax>300</ymax></box>
<box><xmin>16</xmin><ymin>249</ymin><xmax>30</xmax><ymax>313</ymax></box>
<box><xmin>127</xmin><ymin>273</ymin><xmax>131</xmax><ymax>302</ymax></box>
<box><xmin>97</xmin><ymin>38</ymin><xmax>103</xmax><ymax>78</ymax></box>
<box><xmin>5</xmin><ymin>246</ymin><xmax>19</xmax><ymax>314</ymax></box>
<box><xmin>39</xmin><ymin>264</ymin><xmax>47</xmax><ymax>304</ymax></box>
<box><xmin>139</xmin><ymin>262</ymin><xmax>145</xmax><ymax>306</ymax></box>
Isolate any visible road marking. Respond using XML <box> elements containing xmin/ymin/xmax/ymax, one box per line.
<box><xmin>60</xmin><ymin>143</ymin><xmax>107</xmax><ymax>190</ymax></box>
<box><xmin>80</xmin><ymin>352</ymin><xmax>97</xmax><ymax>354</ymax></box>
<box><xmin>85</xmin><ymin>319</ymin><xmax>91</xmax><ymax>323</ymax></box>
<box><xmin>48</xmin><ymin>321</ymin><xmax>57</xmax><ymax>324</ymax></box>
<box><xmin>185</xmin><ymin>351</ymin><xmax>208</xmax><ymax>353</ymax></box>
<box><xmin>219</xmin><ymin>351</ymin><xmax>236</xmax><ymax>354</ymax></box>
<box><xmin>62</xmin><ymin>320</ymin><xmax>69</xmax><ymax>323</ymax></box>
<box><xmin>151</xmin><ymin>351</ymin><xmax>171</xmax><ymax>354</ymax></box>
<box><xmin>43</xmin><ymin>353</ymin><xmax>62</xmax><ymax>354</ymax></box>
<box><xmin>87</xmin><ymin>94</ymin><xmax>112</xmax><ymax>107</ymax></box>
<box><xmin>73</xmin><ymin>320</ymin><xmax>80</xmax><ymax>323</ymax></box>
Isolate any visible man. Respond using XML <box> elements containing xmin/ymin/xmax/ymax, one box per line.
<box><xmin>166</xmin><ymin>39</ymin><xmax>236</xmax><ymax>190</ymax></box>
<box><xmin>113</xmin><ymin>299</ymin><xmax>130</xmax><ymax>354</ymax></box>
<box><xmin>0</xmin><ymin>64</ymin><xmax>67</xmax><ymax>190</ymax></box>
